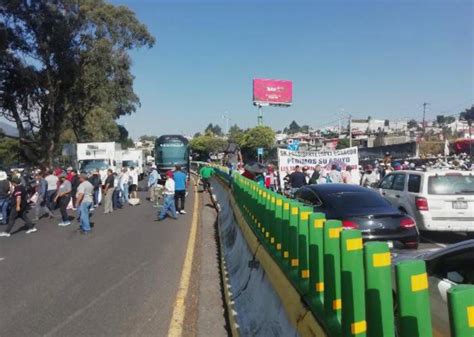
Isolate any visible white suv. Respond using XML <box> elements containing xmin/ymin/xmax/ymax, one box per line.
<box><xmin>378</xmin><ymin>170</ymin><xmax>474</xmax><ymax>234</ymax></box>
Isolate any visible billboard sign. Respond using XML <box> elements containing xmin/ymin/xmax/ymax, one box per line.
<box><xmin>253</xmin><ymin>78</ymin><xmax>292</xmax><ymax>106</ymax></box>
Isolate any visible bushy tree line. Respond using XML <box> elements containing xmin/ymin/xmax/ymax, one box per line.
<box><xmin>0</xmin><ymin>0</ymin><xmax>154</xmax><ymax>165</ymax></box>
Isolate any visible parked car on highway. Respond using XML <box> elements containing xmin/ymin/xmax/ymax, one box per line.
<box><xmin>392</xmin><ymin>239</ymin><xmax>474</xmax><ymax>336</ymax></box>
<box><xmin>295</xmin><ymin>184</ymin><xmax>419</xmax><ymax>249</ymax></box>
<box><xmin>378</xmin><ymin>170</ymin><xmax>474</xmax><ymax>236</ymax></box>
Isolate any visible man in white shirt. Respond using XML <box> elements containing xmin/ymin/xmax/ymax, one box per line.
<box><xmin>44</xmin><ymin>170</ymin><xmax>59</xmax><ymax>214</ymax></box>
<box><xmin>157</xmin><ymin>171</ymin><xmax>177</xmax><ymax>221</ymax></box>
<box><xmin>129</xmin><ymin>167</ymin><xmax>139</xmax><ymax>199</ymax></box>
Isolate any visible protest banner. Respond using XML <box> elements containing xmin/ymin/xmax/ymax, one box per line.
<box><xmin>277</xmin><ymin>147</ymin><xmax>360</xmax><ymax>187</ymax></box>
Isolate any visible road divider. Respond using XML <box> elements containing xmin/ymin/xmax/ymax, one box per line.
<box><xmin>212</xmin><ymin>166</ymin><xmax>474</xmax><ymax>337</ymax></box>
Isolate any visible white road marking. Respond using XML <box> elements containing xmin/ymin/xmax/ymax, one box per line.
<box><xmin>0</xmin><ymin>257</ymin><xmax>4</xmax><ymax>262</ymax></box>
<box><xmin>167</xmin><ymin>179</ymin><xmax>200</xmax><ymax>337</ymax></box>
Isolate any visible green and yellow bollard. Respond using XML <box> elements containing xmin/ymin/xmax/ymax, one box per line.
<box><xmin>308</xmin><ymin>213</ymin><xmax>326</xmax><ymax>314</ymax></box>
<box><xmin>448</xmin><ymin>285</ymin><xmax>474</xmax><ymax>337</ymax></box>
<box><xmin>281</xmin><ymin>199</ymin><xmax>291</xmax><ymax>269</ymax></box>
<box><xmin>323</xmin><ymin>220</ymin><xmax>343</xmax><ymax>332</ymax></box>
<box><xmin>340</xmin><ymin>230</ymin><xmax>366</xmax><ymax>337</ymax></box>
<box><xmin>288</xmin><ymin>201</ymin><xmax>300</xmax><ymax>281</ymax></box>
<box><xmin>395</xmin><ymin>259</ymin><xmax>432</xmax><ymax>337</ymax></box>
<box><xmin>274</xmin><ymin>195</ymin><xmax>284</xmax><ymax>259</ymax></box>
<box><xmin>298</xmin><ymin>205</ymin><xmax>313</xmax><ymax>294</ymax></box>
<box><xmin>364</xmin><ymin>242</ymin><xmax>394</xmax><ymax>337</ymax></box>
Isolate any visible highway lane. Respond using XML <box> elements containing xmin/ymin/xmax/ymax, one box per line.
<box><xmin>0</xmin><ymin>189</ymin><xmax>194</xmax><ymax>337</ymax></box>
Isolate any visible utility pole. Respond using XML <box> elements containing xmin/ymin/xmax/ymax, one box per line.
<box><xmin>422</xmin><ymin>102</ymin><xmax>429</xmax><ymax>135</ymax></box>
<box><xmin>222</xmin><ymin>111</ymin><xmax>230</xmax><ymax>135</ymax></box>
<box><xmin>349</xmin><ymin>114</ymin><xmax>352</xmax><ymax>147</ymax></box>
<box><xmin>257</xmin><ymin>105</ymin><xmax>263</xmax><ymax>126</ymax></box>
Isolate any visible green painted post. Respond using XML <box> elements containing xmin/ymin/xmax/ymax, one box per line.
<box><xmin>323</xmin><ymin>220</ymin><xmax>342</xmax><ymax>332</ymax></box>
<box><xmin>274</xmin><ymin>195</ymin><xmax>284</xmax><ymax>260</ymax></box>
<box><xmin>448</xmin><ymin>285</ymin><xmax>474</xmax><ymax>337</ymax></box>
<box><xmin>298</xmin><ymin>205</ymin><xmax>313</xmax><ymax>294</ymax></box>
<box><xmin>308</xmin><ymin>213</ymin><xmax>326</xmax><ymax>314</ymax></box>
<box><xmin>340</xmin><ymin>230</ymin><xmax>366</xmax><ymax>337</ymax></box>
<box><xmin>364</xmin><ymin>242</ymin><xmax>395</xmax><ymax>337</ymax></box>
<box><xmin>281</xmin><ymin>199</ymin><xmax>291</xmax><ymax>270</ymax></box>
<box><xmin>395</xmin><ymin>260</ymin><xmax>432</xmax><ymax>337</ymax></box>
<box><xmin>288</xmin><ymin>202</ymin><xmax>300</xmax><ymax>280</ymax></box>
<box><xmin>269</xmin><ymin>192</ymin><xmax>277</xmax><ymax>254</ymax></box>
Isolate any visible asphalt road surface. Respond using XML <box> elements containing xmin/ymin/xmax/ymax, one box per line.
<box><xmin>0</xmin><ymin>190</ymin><xmax>194</xmax><ymax>337</ymax></box>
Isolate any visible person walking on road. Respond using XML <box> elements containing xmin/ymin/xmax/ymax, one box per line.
<box><xmin>148</xmin><ymin>165</ymin><xmax>160</xmax><ymax>203</ymax></box>
<box><xmin>76</xmin><ymin>173</ymin><xmax>94</xmax><ymax>234</ymax></box>
<box><xmin>0</xmin><ymin>176</ymin><xmax>37</xmax><ymax>237</ymax></box>
<box><xmin>89</xmin><ymin>169</ymin><xmax>101</xmax><ymax>208</ymax></box>
<box><xmin>70</xmin><ymin>170</ymin><xmax>80</xmax><ymax>210</ymax></box>
<box><xmin>55</xmin><ymin>174</ymin><xmax>72</xmax><ymax>226</ymax></box>
<box><xmin>173</xmin><ymin>165</ymin><xmax>187</xmax><ymax>214</ymax></box>
<box><xmin>120</xmin><ymin>167</ymin><xmax>130</xmax><ymax>205</ymax></box>
<box><xmin>103</xmin><ymin>169</ymin><xmax>115</xmax><ymax>214</ymax></box>
<box><xmin>157</xmin><ymin>171</ymin><xmax>177</xmax><ymax>221</ymax></box>
<box><xmin>199</xmin><ymin>165</ymin><xmax>215</xmax><ymax>191</ymax></box>
<box><xmin>129</xmin><ymin>167</ymin><xmax>139</xmax><ymax>199</ymax></box>
<box><xmin>112</xmin><ymin>172</ymin><xmax>122</xmax><ymax>209</ymax></box>
<box><xmin>44</xmin><ymin>169</ymin><xmax>59</xmax><ymax>215</ymax></box>
<box><xmin>0</xmin><ymin>171</ymin><xmax>11</xmax><ymax>225</ymax></box>
<box><xmin>32</xmin><ymin>172</ymin><xmax>53</xmax><ymax>221</ymax></box>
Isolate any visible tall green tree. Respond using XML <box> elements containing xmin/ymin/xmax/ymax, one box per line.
<box><xmin>228</xmin><ymin>124</ymin><xmax>245</xmax><ymax>145</ymax></box>
<box><xmin>0</xmin><ymin>1</ymin><xmax>155</xmax><ymax>165</ymax></box>
<box><xmin>204</xmin><ymin>123</ymin><xmax>223</xmax><ymax>136</ymax></box>
<box><xmin>241</xmin><ymin>126</ymin><xmax>275</xmax><ymax>151</ymax></box>
<box><xmin>190</xmin><ymin>133</ymin><xmax>226</xmax><ymax>159</ymax></box>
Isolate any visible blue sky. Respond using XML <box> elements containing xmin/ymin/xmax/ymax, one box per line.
<box><xmin>116</xmin><ymin>0</ymin><xmax>472</xmax><ymax>138</ymax></box>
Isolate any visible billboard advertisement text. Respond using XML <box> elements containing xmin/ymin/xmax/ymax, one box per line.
<box><xmin>253</xmin><ymin>78</ymin><xmax>292</xmax><ymax>106</ymax></box>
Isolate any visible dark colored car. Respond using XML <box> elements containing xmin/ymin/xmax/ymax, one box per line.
<box><xmin>392</xmin><ymin>240</ymin><xmax>474</xmax><ymax>336</ymax></box>
<box><xmin>295</xmin><ymin>184</ymin><xmax>419</xmax><ymax>249</ymax></box>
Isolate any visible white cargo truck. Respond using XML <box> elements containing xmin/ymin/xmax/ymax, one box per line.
<box><xmin>121</xmin><ymin>149</ymin><xmax>145</xmax><ymax>179</ymax></box>
<box><xmin>77</xmin><ymin>142</ymin><xmax>122</xmax><ymax>184</ymax></box>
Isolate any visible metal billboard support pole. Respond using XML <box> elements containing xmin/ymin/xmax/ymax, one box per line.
<box><xmin>257</xmin><ymin>105</ymin><xmax>263</xmax><ymax>126</ymax></box>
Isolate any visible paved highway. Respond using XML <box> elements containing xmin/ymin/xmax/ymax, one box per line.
<box><xmin>0</xmin><ymin>190</ymin><xmax>194</xmax><ymax>337</ymax></box>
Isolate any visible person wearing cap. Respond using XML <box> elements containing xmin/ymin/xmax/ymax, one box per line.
<box><xmin>54</xmin><ymin>173</ymin><xmax>72</xmax><ymax>226</ymax></box>
<box><xmin>157</xmin><ymin>171</ymin><xmax>177</xmax><ymax>221</ymax></box>
<box><xmin>66</xmin><ymin>167</ymin><xmax>74</xmax><ymax>182</ymax></box>
<box><xmin>0</xmin><ymin>171</ymin><xmax>11</xmax><ymax>225</ymax></box>
<box><xmin>147</xmin><ymin>165</ymin><xmax>160</xmax><ymax>203</ymax></box>
<box><xmin>76</xmin><ymin>173</ymin><xmax>94</xmax><ymax>234</ymax></box>
<box><xmin>0</xmin><ymin>176</ymin><xmax>36</xmax><ymax>237</ymax></box>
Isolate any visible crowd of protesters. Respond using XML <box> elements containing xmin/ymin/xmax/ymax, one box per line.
<box><xmin>0</xmin><ymin>163</ymin><xmax>178</xmax><ymax>238</ymax></box>
<box><xmin>232</xmin><ymin>151</ymin><xmax>472</xmax><ymax>198</ymax></box>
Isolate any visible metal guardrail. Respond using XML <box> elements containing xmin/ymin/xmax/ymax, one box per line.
<box><xmin>211</xmin><ymin>166</ymin><xmax>474</xmax><ymax>337</ymax></box>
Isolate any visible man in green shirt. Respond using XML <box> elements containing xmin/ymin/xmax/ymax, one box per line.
<box><xmin>199</xmin><ymin>166</ymin><xmax>215</xmax><ymax>191</ymax></box>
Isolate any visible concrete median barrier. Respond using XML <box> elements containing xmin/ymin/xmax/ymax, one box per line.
<box><xmin>208</xmin><ymin>165</ymin><xmax>473</xmax><ymax>337</ymax></box>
